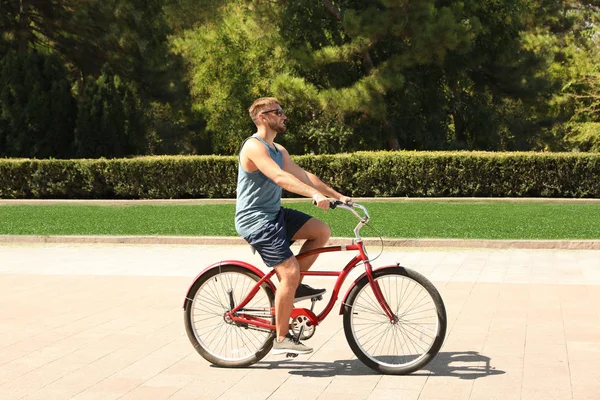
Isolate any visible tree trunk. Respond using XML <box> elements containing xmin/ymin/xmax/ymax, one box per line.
<box><xmin>17</xmin><ymin>0</ymin><xmax>30</xmax><ymax>55</ymax></box>
<box><xmin>449</xmin><ymin>76</ymin><xmax>467</xmax><ymax>147</ymax></box>
<box><xmin>322</xmin><ymin>0</ymin><xmax>342</xmax><ymax>21</ymax></box>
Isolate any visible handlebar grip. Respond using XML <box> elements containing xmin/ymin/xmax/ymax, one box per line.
<box><xmin>311</xmin><ymin>199</ymin><xmax>345</xmax><ymax>209</ymax></box>
<box><xmin>329</xmin><ymin>200</ymin><xmax>343</xmax><ymax>209</ymax></box>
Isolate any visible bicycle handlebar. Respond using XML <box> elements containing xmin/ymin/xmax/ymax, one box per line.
<box><xmin>315</xmin><ymin>200</ymin><xmax>371</xmax><ymax>241</ymax></box>
<box><xmin>332</xmin><ymin>200</ymin><xmax>369</xmax><ymax>220</ymax></box>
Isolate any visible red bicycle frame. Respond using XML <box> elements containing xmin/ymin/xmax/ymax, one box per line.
<box><xmin>226</xmin><ymin>240</ymin><xmax>396</xmax><ymax>331</ymax></box>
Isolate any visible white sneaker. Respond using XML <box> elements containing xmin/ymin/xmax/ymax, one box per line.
<box><xmin>271</xmin><ymin>334</ymin><xmax>313</xmax><ymax>355</ymax></box>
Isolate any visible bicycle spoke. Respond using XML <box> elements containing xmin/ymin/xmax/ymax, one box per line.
<box><xmin>348</xmin><ymin>272</ymin><xmax>441</xmax><ymax>369</ymax></box>
<box><xmin>189</xmin><ymin>270</ymin><xmax>274</xmax><ymax>363</ymax></box>
<box><xmin>201</xmin><ymin>320</ymin><xmax>228</xmax><ymax>348</ymax></box>
<box><xmin>399</xmin><ymin>293</ymin><xmax>434</xmax><ymax>319</ymax></box>
<box><xmin>351</xmin><ymin>297</ymin><xmax>388</xmax><ymax>317</ymax></box>
<box><xmin>207</xmin><ymin>279</ymin><xmax>229</xmax><ymax>310</ymax></box>
<box><xmin>355</xmin><ymin>320</ymin><xmax>388</xmax><ymax>349</ymax></box>
<box><xmin>372</xmin><ymin>323</ymin><xmax>393</xmax><ymax>357</ymax></box>
<box><xmin>193</xmin><ymin>301</ymin><xmax>225</xmax><ymax>316</ymax></box>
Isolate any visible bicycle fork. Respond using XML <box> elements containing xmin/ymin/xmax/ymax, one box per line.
<box><xmin>365</xmin><ymin>266</ymin><xmax>398</xmax><ymax>323</ymax></box>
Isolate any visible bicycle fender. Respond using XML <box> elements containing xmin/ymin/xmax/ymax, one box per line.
<box><xmin>183</xmin><ymin>260</ymin><xmax>275</xmax><ymax>309</ymax></box>
<box><xmin>339</xmin><ymin>264</ymin><xmax>401</xmax><ymax>315</ymax></box>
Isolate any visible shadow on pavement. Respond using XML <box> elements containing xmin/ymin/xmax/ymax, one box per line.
<box><xmin>422</xmin><ymin>351</ymin><xmax>505</xmax><ymax>380</ymax></box>
<box><xmin>249</xmin><ymin>351</ymin><xmax>504</xmax><ymax>378</ymax></box>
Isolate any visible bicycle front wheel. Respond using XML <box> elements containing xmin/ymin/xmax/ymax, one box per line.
<box><xmin>343</xmin><ymin>267</ymin><xmax>446</xmax><ymax>375</ymax></box>
<box><xmin>184</xmin><ymin>264</ymin><xmax>275</xmax><ymax>367</ymax></box>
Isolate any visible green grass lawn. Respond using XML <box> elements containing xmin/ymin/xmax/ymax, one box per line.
<box><xmin>1</xmin><ymin>201</ymin><xmax>599</xmax><ymax>239</ymax></box>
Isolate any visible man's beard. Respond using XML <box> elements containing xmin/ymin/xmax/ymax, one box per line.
<box><xmin>268</xmin><ymin>119</ymin><xmax>286</xmax><ymax>133</ymax></box>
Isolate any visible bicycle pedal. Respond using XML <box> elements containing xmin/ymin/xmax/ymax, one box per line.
<box><xmin>286</xmin><ymin>353</ymin><xmax>299</xmax><ymax>358</ymax></box>
<box><xmin>311</xmin><ymin>295</ymin><xmax>323</xmax><ymax>302</ymax></box>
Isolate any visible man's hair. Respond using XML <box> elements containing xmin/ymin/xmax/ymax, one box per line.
<box><xmin>248</xmin><ymin>97</ymin><xmax>280</xmax><ymax>122</ymax></box>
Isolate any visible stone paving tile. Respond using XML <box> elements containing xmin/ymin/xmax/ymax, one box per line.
<box><xmin>120</xmin><ymin>386</ymin><xmax>181</xmax><ymax>400</ymax></box>
<box><xmin>366</xmin><ymin>388</ymin><xmax>421</xmax><ymax>400</ymax></box>
<box><xmin>1</xmin><ymin>243</ymin><xmax>600</xmax><ymax>399</ymax></box>
<box><xmin>572</xmin><ymin>385</ymin><xmax>600</xmax><ymax>400</ymax></box>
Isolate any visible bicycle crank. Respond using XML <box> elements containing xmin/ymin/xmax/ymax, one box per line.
<box><xmin>290</xmin><ymin>315</ymin><xmax>316</xmax><ymax>340</ymax></box>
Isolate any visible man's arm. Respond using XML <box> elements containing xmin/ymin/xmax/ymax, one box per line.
<box><xmin>304</xmin><ymin>171</ymin><xmax>350</xmax><ymax>201</ymax></box>
<box><xmin>279</xmin><ymin>145</ymin><xmax>352</xmax><ymax>203</ymax></box>
<box><xmin>242</xmin><ymin>140</ymin><xmax>330</xmax><ymax>209</ymax></box>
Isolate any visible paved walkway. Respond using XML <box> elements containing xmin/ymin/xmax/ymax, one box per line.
<box><xmin>1</xmin><ymin>242</ymin><xmax>599</xmax><ymax>399</ymax></box>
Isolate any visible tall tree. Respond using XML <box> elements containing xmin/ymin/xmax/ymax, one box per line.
<box><xmin>171</xmin><ymin>2</ymin><xmax>293</xmax><ymax>154</ymax></box>
<box><xmin>543</xmin><ymin>1</ymin><xmax>600</xmax><ymax>151</ymax></box>
<box><xmin>74</xmin><ymin>67</ymin><xmax>145</xmax><ymax>158</ymax></box>
<box><xmin>277</xmin><ymin>0</ymin><xmax>482</xmax><ymax>150</ymax></box>
<box><xmin>0</xmin><ymin>51</ymin><xmax>76</xmax><ymax>158</ymax></box>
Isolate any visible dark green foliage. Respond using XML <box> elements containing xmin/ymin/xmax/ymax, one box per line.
<box><xmin>0</xmin><ymin>51</ymin><xmax>76</xmax><ymax>158</ymax></box>
<box><xmin>2</xmin><ymin>1</ymin><xmax>600</xmax><ymax>156</ymax></box>
<box><xmin>1</xmin><ymin>0</ymin><xmax>195</xmax><ymax>157</ymax></box>
<box><xmin>74</xmin><ymin>67</ymin><xmax>146</xmax><ymax>158</ymax></box>
<box><xmin>171</xmin><ymin>1</ymin><xmax>600</xmax><ymax>154</ymax></box>
<box><xmin>1</xmin><ymin>152</ymin><xmax>599</xmax><ymax>199</ymax></box>
<box><xmin>0</xmin><ymin>0</ymin><xmax>174</xmax><ymax>83</ymax></box>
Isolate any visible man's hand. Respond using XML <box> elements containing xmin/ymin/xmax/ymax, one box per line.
<box><xmin>312</xmin><ymin>193</ymin><xmax>330</xmax><ymax>211</ymax></box>
<box><xmin>339</xmin><ymin>195</ymin><xmax>353</xmax><ymax>205</ymax></box>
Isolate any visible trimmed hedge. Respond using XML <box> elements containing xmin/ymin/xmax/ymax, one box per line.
<box><xmin>1</xmin><ymin>152</ymin><xmax>599</xmax><ymax>199</ymax></box>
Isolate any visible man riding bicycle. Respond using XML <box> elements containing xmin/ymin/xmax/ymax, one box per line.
<box><xmin>235</xmin><ymin>97</ymin><xmax>352</xmax><ymax>355</ymax></box>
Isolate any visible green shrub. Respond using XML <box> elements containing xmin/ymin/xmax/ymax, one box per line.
<box><xmin>1</xmin><ymin>152</ymin><xmax>599</xmax><ymax>199</ymax></box>
<box><xmin>0</xmin><ymin>156</ymin><xmax>238</xmax><ymax>199</ymax></box>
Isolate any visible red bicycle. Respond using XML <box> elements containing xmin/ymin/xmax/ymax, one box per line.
<box><xmin>183</xmin><ymin>202</ymin><xmax>447</xmax><ymax>375</ymax></box>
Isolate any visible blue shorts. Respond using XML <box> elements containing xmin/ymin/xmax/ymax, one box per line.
<box><xmin>243</xmin><ymin>207</ymin><xmax>312</xmax><ymax>268</ymax></box>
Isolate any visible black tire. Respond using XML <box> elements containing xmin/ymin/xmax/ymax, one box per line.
<box><xmin>343</xmin><ymin>267</ymin><xmax>446</xmax><ymax>375</ymax></box>
<box><xmin>184</xmin><ymin>264</ymin><xmax>275</xmax><ymax>367</ymax></box>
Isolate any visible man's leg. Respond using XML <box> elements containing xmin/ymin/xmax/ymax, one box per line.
<box><xmin>270</xmin><ymin>255</ymin><xmax>313</xmax><ymax>354</ymax></box>
<box><xmin>292</xmin><ymin>217</ymin><xmax>331</xmax><ymax>273</ymax></box>
<box><xmin>273</xmin><ymin>256</ymin><xmax>300</xmax><ymax>341</ymax></box>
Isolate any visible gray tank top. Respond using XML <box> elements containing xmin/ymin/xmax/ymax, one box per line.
<box><xmin>235</xmin><ymin>134</ymin><xmax>283</xmax><ymax>238</ymax></box>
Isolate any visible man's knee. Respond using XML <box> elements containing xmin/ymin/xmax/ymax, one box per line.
<box><xmin>321</xmin><ymin>222</ymin><xmax>331</xmax><ymax>240</ymax></box>
<box><xmin>294</xmin><ymin>218</ymin><xmax>331</xmax><ymax>242</ymax></box>
<box><xmin>313</xmin><ymin>220</ymin><xmax>331</xmax><ymax>244</ymax></box>
<box><xmin>274</xmin><ymin>257</ymin><xmax>300</xmax><ymax>285</ymax></box>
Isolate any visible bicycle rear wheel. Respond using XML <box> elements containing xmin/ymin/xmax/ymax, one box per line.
<box><xmin>184</xmin><ymin>264</ymin><xmax>275</xmax><ymax>367</ymax></box>
<box><xmin>343</xmin><ymin>267</ymin><xmax>446</xmax><ymax>375</ymax></box>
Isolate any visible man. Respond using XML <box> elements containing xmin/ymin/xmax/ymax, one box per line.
<box><xmin>235</xmin><ymin>97</ymin><xmax>352</xmax><ymax>355</ymax></box>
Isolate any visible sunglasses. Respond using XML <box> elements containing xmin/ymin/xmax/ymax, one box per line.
<box><xmin>261</xmin><ymin>107</ymin><xmax>285</xmax><ymax>117</ymax></box>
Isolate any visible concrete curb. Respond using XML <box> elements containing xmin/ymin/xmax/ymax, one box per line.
<box><xmin>1</xmin><ymin>235</ymin><xmax>599</xmax><ymax>250</ymax></box>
